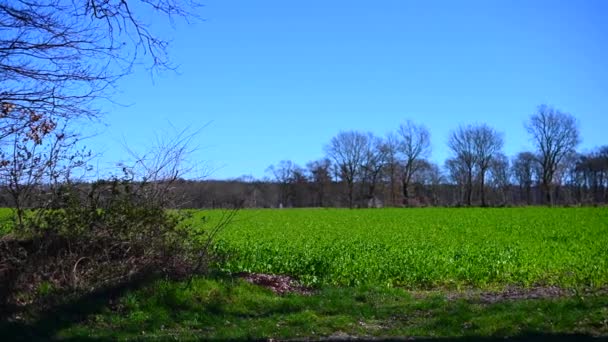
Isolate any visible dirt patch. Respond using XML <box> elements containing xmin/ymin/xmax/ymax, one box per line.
<box><xmin>236</xmin><ymin>272</ymin><xmax>313</xmax><ymax>295</ymax></box>
<box><xmin>414</xmin><ymin>285</ymin><xmax>608</xmax><ymax>304</ymax></box>
<box><xmin>466</xmin><ymin>285</ymin><xmax>571</xmax><ymax>303</ymax></box>
<box><xmin>446</xmin><ymin>286</ymin><xmax>574</xmax><ymax>304</ymax></box>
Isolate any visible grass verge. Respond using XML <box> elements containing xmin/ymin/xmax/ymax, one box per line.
<box><xmin>2</xmin><ymin>275</ymin><xmax>607</xmax><ymax>341</ymax></box>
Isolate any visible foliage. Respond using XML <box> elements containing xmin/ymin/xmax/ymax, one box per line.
<box><xmin>210</xmin><ymin>208</ymin><xmax>608</xmax><ymax>289</ymax></box>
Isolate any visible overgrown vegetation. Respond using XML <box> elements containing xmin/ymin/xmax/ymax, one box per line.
<box><xmin>1</xmin><ymin>185</ymin><xmax>235</xmax><ymax>313</ymax></box>
<box><xmin>0</xmin><ymin>126</ymin><xmax>237</xmax><ymax>318</ymax></box>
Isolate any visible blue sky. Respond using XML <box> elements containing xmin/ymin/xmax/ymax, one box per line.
<box><xmin>86</xmin><ymin>0</ymin><xmax>608</xmax><ymax>180</ymax></box>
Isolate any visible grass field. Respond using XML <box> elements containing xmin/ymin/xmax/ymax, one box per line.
<box><xmin>3</xmin><ymin>207</ymin><xmax>608</xmax><ymax>340</ymax></box>
<box><xmin>204</xmin><ymin>207</ymin><xmax>608</xmax><ymax>289</ymax></box>
<box><xmin>50</xmin><ymin>277</ymin><xmax>608</xmax><ymax>340</ymax></box>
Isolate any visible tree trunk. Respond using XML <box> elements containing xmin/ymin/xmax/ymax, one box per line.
<box><xmin>390</xmin><ymin>167</ymin><xmax>396</xmax><ymax>206</ymax></box>
<box><xmin>402</xmin><ymin>179</ymin><xmax>409</xmax><ymax>206</ymax></box>
<box><xmin>465</xmin><ymin>169</ymin><xmax>473</xmax><ymax>206</ymax></box>
<box><xmin>543</xmin><ymin>181</ymin><xmax>552</xmax><ymax>206</ymax></box>
<box><xmin>480</xmin><ymin>169</ymin><xmax>486</xmax><ymax>207</ymax></box>
<box><xmin>347</xmin><ymin>181</ymin><xmax>354</xmax><ymax>208</ymax></box>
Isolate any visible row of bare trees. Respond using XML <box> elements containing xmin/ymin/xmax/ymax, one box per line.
<box><xmin>0</xmin><ymin>103</ymin><xmax>599</xmax><ymax>210</ymax></box>
<box><xmin>246</xmin><ymin>104</ymin><xmax>599</xmax><ymax>208</ymax></box>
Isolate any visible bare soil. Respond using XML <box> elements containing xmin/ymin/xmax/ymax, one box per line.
<box><xmin>236</xmin><ymin>272</ymin><xmax>313</xmax><ymax>295</ymax></box>
<box><xmin>416</xmin><ymin>285</ymin><xmax>608</xmax><ymax>304</ymax></box>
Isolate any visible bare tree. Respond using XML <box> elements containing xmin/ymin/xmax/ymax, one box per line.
<box><xmin>575</xmin><ymin>146</ymin><xmax>608</xmax><ymax>203</ymax></box>
<box><xmin>306</xmin><ymin>158</ymin><xmax>332</xmax><ymax>207</ymax></box>
<box><xmin>382</xmin><ymin>133</ymin><xmax>401</xmax><ymax>206</ymax></box>
<box><xmin>445</xmin><ymin>157</ymin><xmax>468</xmax><ymax>206</ymax></box>
<box><xmin>472</xmin><ymin>124</ymin><xmax>504</xmax><ymax>206</ymax></box>
<box><xmin>266</xmin><ymin>160</ymin><xmax>302</xmax><ymax>207</ymax></box>
<box><xmin>412</xmin><ymin>159</ymin><xmax>443</xmax><ymax>206</ymax></box>
<box><xmin>489</xmin><ymin>153</ymin><xmax>510</xmax><ymax>206</ymax></box>
<box><xmin>0</xmin><ymin>0</ymin><xmax>200</xmax><ymax>219</ymax></box>
<box><xmin>526</xmin><ymin>105</ymin><xmax>580</xmax><ymax>205</ymax></box>
<box><xmin>427</xmin><ymin>162</ymin><xmax>444</xmax><ymax>206</ymax></box>
<box><xmin>447</xmin><ymin>125</ymin><xmax>476</xmax><ymax>206</ymax></box>
<box><xmin>396</xmin><ymin>120</ymin><xmax>431</xmax><ymax>206</ymax></box>
<box><xmin>325</xmin><ymin>131</ymin><xmax>370</xmax><ymax>208</ymax></box>
<box><xmin>0</xmin><ymin>0</ymin><xmax>199</xmax><ymax>131</ymax></box>
<box><xmin>553</xmin><ymin>151</ymin><xmax>579</xmax><ymax>204</ymax></box>
<box><xmin>360</xmin><ymin>135</ymin><xmax>387</xmax><ymax>207</ymax></box>
<box><xmin>512</xmin><ymin>152</ymin><xmax>537</xmax><ymax>205</ymax></box>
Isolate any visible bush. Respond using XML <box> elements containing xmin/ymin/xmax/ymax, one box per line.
<box><xmin>0</xmin><ymin>170</ymin><xmax>236</xmax><ymax>314</ymax></box>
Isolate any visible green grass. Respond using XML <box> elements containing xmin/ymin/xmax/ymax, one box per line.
<box><xmin>3</xmin><ymin>207</ymin><xmax>608</xmax><ymax>340</ymax></box>
<box><xmin>201</xmin><ymin>207</ymin><xmax>608</xmax><ymax>289</ymax></box>
<box><xmin>0</xmin><ymin>207</ymin><xmax>13</xmax><ymax>235</ymax></box>
<box><xmin>6</xmin><ymin>276</ymin><xmax>606</xmax><ymax>340</ymax></box>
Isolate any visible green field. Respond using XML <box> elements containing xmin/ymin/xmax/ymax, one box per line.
<box><xmin>203</xmin><ymin>207</ymin><xmax>608</xmax><ymax>289</ymax></box>
<box><xmin>4</xmin><ymin>207</ymin><xmax>608</xmax><ymax>339</ymax></box>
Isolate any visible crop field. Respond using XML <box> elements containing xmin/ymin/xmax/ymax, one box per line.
<box><xmin>200</xmin><ymin>207</ymin><xmax>608</xmax><ymax>289</ymax></box>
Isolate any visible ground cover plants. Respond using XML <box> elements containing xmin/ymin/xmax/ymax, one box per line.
<box><xmin>210</xmin><ymin>207</ymin><xmax>608</xmax><ymax>289</ymax></box>
<box><xmin>33</xmin><ymin>277</ymin><xmax>608</xmax><ymax>340</ymax></box>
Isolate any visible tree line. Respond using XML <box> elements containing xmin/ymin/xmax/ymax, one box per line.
<box><xmin>1</xmin><ymin>104</ymin><xmax>604</xmax><ymax>209</ymax></box>
<box><xmin>156</xmin><ymin>104</ymin><xmax>604</xmax><ymax>209</ymax></box>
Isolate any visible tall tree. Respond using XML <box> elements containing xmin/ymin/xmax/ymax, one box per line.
<box><xmin>472</xmin><ymin>124</ymin><xmax>504</xmax><ymax>206</ymax></box>
<box><xmin>555</xmin><ymin>151</ymin><xmax>580</xmax><ymax>204</ymax></box>
<box><xmin>396</xmin><ymin>120</ymin><xmax>431</xmax><ymax>206</ymax></box>
<box><xmin>575</xmin><ymin>146</ymin><xmax>608</xmax><ymax>204</ymax></box>
<box><xmin>447</xmin><ymin>125</ymin><xmax>476</xmax><ymax>206</ymax></box>
<box><xmin>526</xmin><ymin>105</ymin><xmax>580</xmax><ymax>205</ymax></box>
<box><xmin>412</xmin><ymin>160</ymin><xmax>443</xmax><ymax>206</ymax></box>
<box><xmin>360</xmin><ymin>135</ymin><xmax>387</xmax><ymax>207</ymax></box>
<box><xmin>306</xmin><ymin>158</ymin><xmax>332</xmax><ymax>207</ymax></box>
<box><xmin>425</xmin><ymin>162</ymin><xmax>444</xmax><ymax>206</ymax></box>
<box><xmin>489</xmin><ymin>153</ymin><xmax>510</xmax><ymax>206</ymax></box>
<box><xmin>512</xmin><ymin>152</ymin><xmax>537</xmax><ymax>205</ymax></box>
<box><xmin>325</xmin><ymin>131</ymin><xmax>370</xmax><ymax>208</ymax></box>
<box><xmin>382</xmin><ymin>133</ymin><xmax>401</xmax><ymax>206</ymax></box>
<box><xmin>266</xmin><ymin>160</ymin><xmax>302</xmax><ymax>207</ymax></box>
<box><xmin>445</xmin><ymin>157</ymin><xmax>468</xmax><ymax>206</ymax></box>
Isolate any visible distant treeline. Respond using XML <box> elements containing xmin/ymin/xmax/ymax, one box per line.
<box><xmin>2</xmin><ymin>174</ymin><xmax>603</xmax><ymax>209</ymax></box>
<box><xmin>251</xmin><ymin>104</ymin><xmax>608</xmax><ymax>208</ymax></box>
<box><xmin>166</xmin><ymin>174</ymin><xmax>607</xmax><ymax>208</ymax></box>
<box><xmin>174</xmin><ymin>174</ymin><xmax>607</xmax><ymax>208</ymax></box>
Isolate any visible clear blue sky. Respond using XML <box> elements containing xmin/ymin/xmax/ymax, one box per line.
<box><xmin>86</xmin><ymin>0</ymin><xmax>608</xmax><ymax>180</ymax></box>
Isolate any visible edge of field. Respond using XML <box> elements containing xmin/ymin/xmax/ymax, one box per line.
<box><xmin>2</xmin><ymin>273</ymin><xmax>607</xmax><ymax>340</ymax></box>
